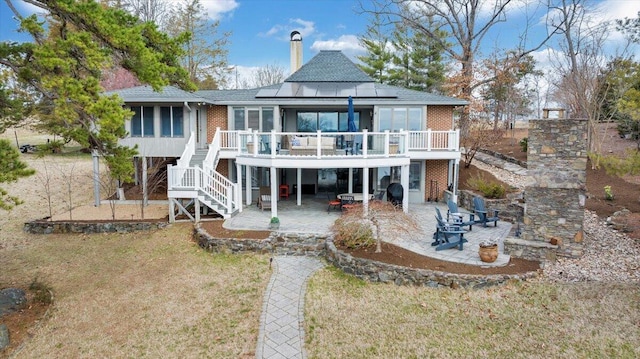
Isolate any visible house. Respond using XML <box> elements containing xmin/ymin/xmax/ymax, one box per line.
<box><xmin>112</xmin><ymin>32</ymin><xmax>467</xmax><ymax>222</ymax></box>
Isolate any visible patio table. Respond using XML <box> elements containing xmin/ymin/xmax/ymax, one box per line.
<box><xmin>337</xmin><ymin>193</ymin><xmax>371</xmax><ymax>202</ymax></box>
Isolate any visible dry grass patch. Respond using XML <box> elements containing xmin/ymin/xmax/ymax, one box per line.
<box><xmin>0</xmin><ymin>223</ymin><xmax>271</xmax><ymax>358</ymax></box>
<box><xmin>305</xmin><ymin>268</ymin><xmax>640</xmax><ymax>358</ymax></box>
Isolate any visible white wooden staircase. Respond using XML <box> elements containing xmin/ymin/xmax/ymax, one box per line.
<box><xmin>167</xmin><ymin>132</ymin><xmax>241</xmax><ymax>222</ymax></box>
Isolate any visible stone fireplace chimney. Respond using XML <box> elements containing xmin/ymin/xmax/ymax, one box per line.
<box><xmin>290</xmin><ymin>31</ymin><xmax>302</xmax><ymax>74</ymax></box>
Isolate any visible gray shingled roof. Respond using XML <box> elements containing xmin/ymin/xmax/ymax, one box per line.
<box><xmin>110</xmin><ymin>52</ymin><xmax>467</xmax><ymax>106</ymax></box>
<box><xmin>285</xmin><ymin>51</ymin><xmax>373</xmax><ymax>83</ymax></box>
<box><xmin>107</xmin><ymin>85</ymin><xmax>207</xmax><ymax>103</ymax></box>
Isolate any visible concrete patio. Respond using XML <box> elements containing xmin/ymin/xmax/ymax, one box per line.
<box><xmin>224</xmin><ymin>195</ymin><xmax>512</xmax><ymax>267</ymax></box>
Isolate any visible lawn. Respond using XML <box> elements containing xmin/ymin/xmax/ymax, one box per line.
<box><xmin>0</xmin><ymin>223</ymin><xmax>271</xmax><ymax>358</ymax></box>
<box><xmin>305</xmin><ymin>267</ymin><xmax>640</xmax><ymax>358</ymax></box>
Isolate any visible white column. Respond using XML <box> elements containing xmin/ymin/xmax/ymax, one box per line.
<box><xmin>142</xmin><ymin>156</ymin><xmax>148</xmax><ymax>207</ymax></box>
<box><xmin>270</xmin><ymin>167</ymin><xmax>278</xmax><ymax>218</ymax></box>
<box><xmin>362</xmin><ymin>167</ymin><xmax>369</xmax><ymax>212</ymax></box>
<box><xmin>348</xmin><ymin>168</ymin><xmax>353</xmax><ymax>193</ymax></box>
<box><xmin>169</xmin><ymin>199</ymin><xmax>175</xmax><ymax>223</ymax></box>
<box><xmin>236</xmin><ymin>161</ymin><xmax>243</xmax><ymax>213</ymax></box>
<box><xmin>296</xmin><ymin>168</ymin><xmax>302</xmax><ymax>206</ymax></box>
<box><xmin>195</xmin><ymin>198</ymin><xmax>200</xmax><ymax>222</ymax></box>
<box><xmin>245</xmin><ymin>165</ymin><xmax>252</xmax><ymax>205</ymax></box>
<box><xmin>452</xmin><ymin>159</ymin><xmax>460</xmax><ymax>203</ymax></box>
<box><xmin>401</xmin><ymin>164</ymin><xmax>409</xmax><ymax>213</ymax></box>
<box><xmin>92</xmin><ymin>149</ymin><xmax>100</xmax><ymax>207</ymax></box>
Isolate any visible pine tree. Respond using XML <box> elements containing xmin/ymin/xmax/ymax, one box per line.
<box><xmin>1</xmin><ymin>0</ymin><xmax>193</xmax><ymax>185</ymax></box>
<box><xmin>357</xmin><ymin>13</ymin><xmax>392</xmax><ymax>83</ymax></box>
<box><xmin>387</xmin><ymin>20</ymin><xmax>447</xmax><ymax>93</ymax></box>
<box><xmin>0</xmin><ymin>139</ymin><xmax>35</xmax><ymax>210</ymax></box>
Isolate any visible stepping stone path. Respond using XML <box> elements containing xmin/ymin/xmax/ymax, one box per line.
<box><xmin>256</xmin><ymin>256</ymin><xmax>325</xmax><ymax>359</ymax></box>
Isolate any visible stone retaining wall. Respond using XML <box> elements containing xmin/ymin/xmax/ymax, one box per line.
<box><xmin>324</xmin><ymin>241</ymin><xmax>539</xmax><ymax>289</ymax></box>
<box><xmin>478</xmin><ymin>148</ymin><xmax>527</xmax><ymax>168</ymax></box>
<box><xmin>24</xmin><ymin>220</ymin><xmax>168</xmax><ymax>234</ymax></box>
<box><xmin>193</xmin><ymin>226</ymin><xmax>540</xmax><ymax>289</ymax></box>
<box><xmin>195</xmin><ymin>225</ymin><xmax>327</xmax><ymax>256</ymax></box>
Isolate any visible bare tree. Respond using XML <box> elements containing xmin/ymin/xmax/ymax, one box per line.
<box><xmin>251</xmin><ymin>64</ymin><xmax>286</xmax><ymax>88</ymax></box>
<box><xmin>35</xmin><ymin>157</ymin><xmax>55</xmax><ymax>220</ymax></box>
<box><xmin>548</xmin><ymin>0</ymin><xmax>633</xmax><ymax>166</ymax></box>
<box><xmin>334</xmin><ymin>201</ymin><xmax>418</xmax><ymax>253</ymax></box>
<box><xmin>58</xmin><ymin>160</ymin><xmax>77</xmax><ymax>220</ymax></box>
<box><xmin>461</xmin><ymin>115</ymin><xmax>505</xmax><ymax>168</ymax></box>
<box><xmin>364</xmin><ymin>1</ymin><xmax>558</xmax><ymax>135</ymax></box>
<box><xmin>105</xmin><ymin>0</ymin><xmax>173</xmax><ymax>29</ymax></box>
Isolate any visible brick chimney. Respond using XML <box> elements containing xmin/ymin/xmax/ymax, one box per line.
<box><xmin>290</xmin><ymin>31</ymin><xmax>302</xmax><ymax>74</ymax></box>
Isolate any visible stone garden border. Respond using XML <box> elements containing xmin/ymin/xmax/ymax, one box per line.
<box><xmin>194</xmin><ymin>224</ymin><xmax>540</xmax><ymax>289</ymax></box>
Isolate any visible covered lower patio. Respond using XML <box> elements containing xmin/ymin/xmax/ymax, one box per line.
<box><xmin>222</xmin><ymin>196</ymin><xmax>512</xmax><ymax>267</ymax></box>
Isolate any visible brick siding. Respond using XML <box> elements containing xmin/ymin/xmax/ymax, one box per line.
<box><xmin>427</xmin><ymin>106</ymin><xmax>453</xmax><ymax>131</ymax></box>
<box><xmin>207</xmin><ymin>105</ymin><xmax>228</xmax><ymax>142</ymax></box>
<box><xmin>425</xmin><ymin>160</ymin><xmax>449</xmax><ymax>201</ymax></box>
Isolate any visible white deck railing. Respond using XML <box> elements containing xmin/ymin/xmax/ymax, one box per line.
<box><xmin>216</xmin><ymin>129</ymin><xmax>459</xmax><ymax>157</ymax></box>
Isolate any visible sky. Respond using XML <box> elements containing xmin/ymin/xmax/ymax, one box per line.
<box><xmin>1</xmin><ymin>0</ymin><xmax>639</xmax><ymax>88</ymax></box>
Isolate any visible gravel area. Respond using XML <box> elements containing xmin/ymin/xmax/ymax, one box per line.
<box><xmin>474</xmin><ymin>158</ymin><xmax>640</xmax><ymax>284</ymax></box>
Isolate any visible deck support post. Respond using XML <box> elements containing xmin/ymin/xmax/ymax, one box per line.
<box><xmin>245</xmin><ymin>165</ymin><xmax>252</xmax><ymax>205</ymax></box>
<box><xmin>362</xmin><ymin>167</ymin><xmax>369</xmax><ymax>213</ymax></box>
<box><xmin>169</xmin><ymin>198</ymin><xmax>176</xmax><ymax>223</ymax></box>
<box><xmin>270</xmin><ymin>167</ymin><xmax>278</xmax><ymax>218</ymax></box>
<box><xmin>401</xmin><ymin>164</ymin><xmax>409</xmax><ymax>213</ymax></box>
<box><xmin>452</xmin><ymin>159</ymin><xmax>459</xmax><ymax>203</ymax></box>
<box><xmin>92</xmin><ymin>149</ymin><xmax>100</xmax><ymax>207</ymax></box>
<box><xmin>142</xmin><ymin>156</ymin><xmax>148</xmax><ymax>207</ymax></box>
<box><xmin>296</xmin><ymin>168</ymin><xmax>302</xmax><ymax>206</ymax></box>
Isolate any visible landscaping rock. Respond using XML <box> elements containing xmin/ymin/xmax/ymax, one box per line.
<box><xmin>0</xmin><ymin>288</ymin><xmax>27</xmax><ymax>316</ymax></box>
<box><xmin>0</xmin><ymin>324</ymin><xmax>9</xmax><ymax>350</ymax></box>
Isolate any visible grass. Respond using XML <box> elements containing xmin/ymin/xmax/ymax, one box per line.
<box><xmin>305</xmin><ymin>268</ymin><xmax>640</xmax><ymax>358</ymax></box>
<box><xmin>0</xmin><ymin>223</ymin><xmax>271</xmax><ymax>358</ymax></box>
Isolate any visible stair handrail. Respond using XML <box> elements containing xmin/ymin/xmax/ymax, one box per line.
<box><xmin>200</xmin><ymin>129</ymin><xmax>238</xmax><ymax>213</ymax></box>
<box><xmin>177</xmin><ymin>132</ymin><xmax>196</xmax><ymax>168</ymax></box>
<box><xmin>197</xmin><ymin>166</ymin><xmax>238</xmax><ymax>213</ymax></box>
<box><xmin>203</xmin><ymin>127</ymin><xmax>221</xmax><ymax>170</ymax></box>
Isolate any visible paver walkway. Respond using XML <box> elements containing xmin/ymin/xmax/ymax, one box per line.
<box><xmin>256</xmin><ymin>256</ymin><xmax>325</xmax><ymax>359</ymax></box>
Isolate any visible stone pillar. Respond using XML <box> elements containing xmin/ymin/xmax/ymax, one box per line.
<box><xmin>506</xmin><ymin>118</ymin><xmax>588</xmax><ymax>261</ymax></box>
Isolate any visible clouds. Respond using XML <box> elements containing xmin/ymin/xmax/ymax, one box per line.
<box><xmin>261</xmin><ymin>18</ymin><xmax>316</xmax><ymax>40</ymax></box>
<box><xmin>310</xmin><ymin>35</ymin><xmax>365</xmax><ymax>59</ymax></box>
<box><xmin>200</xmin><ymin>0</ymin><xmax>239</xmax><ymax>20</ymax></box>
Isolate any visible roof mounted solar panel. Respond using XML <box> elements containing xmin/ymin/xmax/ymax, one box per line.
<box><xmin>255</xmin><ymin>88</ymin><xmax>278</xmax><ymax>97</ymax></box>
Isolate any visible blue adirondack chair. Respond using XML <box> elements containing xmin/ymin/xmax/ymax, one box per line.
<box><xmin>433</xmin><ymin>212</ymin><xmax>467</xmax><ymax>251</ymax></box>
<box><xmin>473</xmin><ymin>197</ymin><xmax>499</xmax><ymax>227</ymax></box>
<box><xmin>446</xmin><ymin>200</ymin><xmax>475</xmax><ymax>231</ymax></box>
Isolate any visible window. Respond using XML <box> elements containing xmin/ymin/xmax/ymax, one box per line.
<box><xmin>160</xmin><ymin>106</ymin><xmax>184</xmax><ymax>137</ymax></box>
<box><xmin>232</xmin><ymin>107</ymin><xmax>275</xmax><ymax>131</ymax></box>
<box><xmin>297</xmin><ymin>112</ymin><xmax>318</xmax><ymax>132</ymax></box>
<box><xmin>377</xmin><ymin>107</ymin><xmax>423</xmax><ymax>132</ymax></box>
<box><xmin>376</xmin><ymin>163</ymin><xmax>421</xmax><ymax>191</ymax></box>
<box><xmin>409</xmin><ymin>162</ymin><xmax>421</xmax><ymax>190</ymax></box>
<box><xmin>297</xmin><ymin>111</ymin><xmax>359</xmax><ymax>132</ymax></box>
<box><xmin>131</xmin><ymin>106</ymin><xmax>154</xmax><ymax>137</ymax></box>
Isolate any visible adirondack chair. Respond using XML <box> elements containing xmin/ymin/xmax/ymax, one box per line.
<box><xmin>446</xmin><ymin>200</ymin><xmax>475</xmax><ymax>231</ymax></box>
<box><xmin>259</xmin><ymin>195</ymin><xmax>272</xmax><ymax>211</ymax></box>
<box><xmin>432</xmin><ymin>214</ymin><xmax>467</xmax><ymax>251</ymax></box>
<box><xmin>473</xmin><ymin>197</ymin><xmax>499</xmax><ymax>227</ymax></box>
